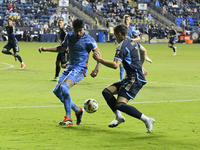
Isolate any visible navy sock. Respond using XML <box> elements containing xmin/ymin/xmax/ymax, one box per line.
<box><xmin>55</xmin><ymin>65</ymin><xmax>61</xmax><ymax>78</ymax></box>
<box><xmin>16</xmin><ymin>55</ymin><xmax>22</xmax><ymax>63</ymax></box>
<box><xmin>102</xmin><ymin>88</ymin><xmax>116</xmax><ymax>112</ymax></box>
<box><xmin>116</xmin><ymin>102</ymin><xmax>142</xmax><ymax>119</ymax></box>
<box><xmin>172</xmin><ymin>47</ymin><xmax>176</xmax><ymax>53</ymax></box>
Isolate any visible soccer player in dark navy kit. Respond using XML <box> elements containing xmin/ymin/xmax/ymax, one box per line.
<box><xmin>52</xmin><ymin>18</ymin><xmax>69</xmax><ymax>80</ymax></box>
<box><xmin>39</xmin><ymin>18</ymin><xmax>101</xmax><ymax>126</ymax></box>
<box><xmin>168</xmin><ymin>24</ymin><xmax>177</xmax><ymax>56</ymax></box>
<box><xmin>93</xmin><ymin>24</ymin><xmax>155</xmax><ymax>133</ymax></box>
<box><xmin>119</xmin><ymin>15</ymin><xmax>151</xmax><ymax>80</ymax></box>
<box><xmin>2</xmin><ymin>18</ymin><xmax>25</xmax><ymax>69</ymax></box>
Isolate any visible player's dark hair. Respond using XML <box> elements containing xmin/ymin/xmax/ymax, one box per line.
<box><xmin>114</xmin><ymin>24</ymin><xmax>128</xmax><ymax>36</ymax></box>
<box><xmin>72</xmin><ymin>18</ymin><xmax>85</xmax><ymax>28</ymax></box>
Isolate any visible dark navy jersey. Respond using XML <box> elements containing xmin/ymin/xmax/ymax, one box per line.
<box><xmin>5</xmin><ymin>26</ymin><xmax>18</xmax><ymax>44</ymax></box>
<box><xmin>114</xmin><ymin>38</ymin><xmax>146</xmax><ymax>83</ymax></box>
<box><xmin>58</xmin><ymin>28</ymin><xmax>67</xmax><ymax>43</ymax></box>
<box><xmin>169</xmin><ymin>29</ymin><xmax>177</xmax><ymax>41</ymax></box>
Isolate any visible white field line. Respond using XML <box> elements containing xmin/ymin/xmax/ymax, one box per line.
<box><xmin>0</xmin><ymin>62</ymin><xmax>14</xmax><ymax>70</ymax></box>
<box><xmin>0</xmin><ymin>99</ymin><xmax>200</xmax><ymax>109</ymax></box>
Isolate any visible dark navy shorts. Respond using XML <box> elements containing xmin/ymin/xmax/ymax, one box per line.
<box><xmin>4</xmin><ymin>43</ymin><xmax>19</xmax><ymax>53</ymax></box>
<box><xmin>56</xmin><ymin>51</ymin><xmax>69</xmax><ymax>65</ymax></box>
<box><xmin>112</xmin><ymin>77</ymin><xmax>146</xmax><ymax>100</ymax></box>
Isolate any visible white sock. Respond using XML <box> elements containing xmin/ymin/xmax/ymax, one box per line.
<box><xmin>21</xmin><ymin>62</ymin><xmax>24</xmax><ymax>65</ymax></box>
<box><xmin>140</xmin><ymin>114</ymin><xmax>150</xmax><ymax>123</ymax></box>
<box><xmin>114</xmin><ymin>110</ymin><xmax>123</xmax><ymax>119</ymax></box>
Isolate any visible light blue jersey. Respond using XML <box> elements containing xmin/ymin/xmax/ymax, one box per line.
<box><xmin>127</xmin><ymin>26</ymin><xmax>138</xmax><ymax>39</ymax></box>
<box><xmin>61</xmin><ymin>31</ymin><xmax>98</xmax><ymax>75</ymax></box>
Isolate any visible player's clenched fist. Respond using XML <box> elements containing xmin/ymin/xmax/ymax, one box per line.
<box><xmin>39</xmin><ymin>46</ymin><xmax>46</xmax><ymax>53</ymax></box>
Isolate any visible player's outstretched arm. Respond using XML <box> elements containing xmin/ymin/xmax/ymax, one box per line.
<box><xmin>91</xmin><ymin>49</ymin><xmax>101</xmax><ymax>78</ymax></box>
<box><xmin>140</xmin><ymin>46</ymin><xmax>147</xmax><ymax>65</ymax></box>
<box><xmin>93</xmin><ymin>51</ymin><xmax>121</xmax><ymax>69</ymax></box>
<box><xmin>39</xmin><ymin>45</ymin><xmax>66</xmax><ymax>53</ymax></box>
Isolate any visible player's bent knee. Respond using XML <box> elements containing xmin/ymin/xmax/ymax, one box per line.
<box><xmin>115</xmin><ymin>102</ymin><xmax>125</xmax><ymax>109</ymax></box>
<box><xmin>102</xmin><ymin>88</ymin><xmax>111</xmax><ymax>96</ymax></box>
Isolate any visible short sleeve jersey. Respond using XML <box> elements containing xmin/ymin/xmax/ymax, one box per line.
<box><xmin>5</xmin><ymin>26</ymin><xmax>18</xmax><ymax>44</ymax></box>
<box><xmin>58</xmin><ymin>28</ymin><xmax>67</xmax><ymax>43</ymax></box>
<box><xmin>114</xmin><ymin>38</ymin><xmax>146</xmax><ymax>83</ymax></box>
<box><xmin>127</xmin><ymin>26</ymin><xmax>139</xmax><ymax>39</ymax></box>
<box><xmin>61</xmin><ymin>31</ymin><xmax>98</xmax><ymax>74</ymax></box>
<box><xmin>169</xmin><ymin>29</ymin><xmax>177</xmax><ymax>41</ymax></box>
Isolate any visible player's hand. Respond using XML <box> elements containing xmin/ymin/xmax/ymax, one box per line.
<box><xmin>142</xmin><ymin>67</ymin><xmax>148</xmax><ymax>76</ymax></box>
<box><xmin>39</xmin><ymin>46</ymin><xmax>45</xmax><ymax>53</ymax></box>
<box><xmin>93</xmin><ymin>51</ymin><xmax>102</xmax><ymax>62</ymax></box>
<box><xmin>2</xmin><ymin>32</ymin><xmax>4</xmax><ymax>35</ymax></box>
<box><xmin>90</xmin><ymin>69</ymin><xmax>98</xmax><ymax>78</ymax></box>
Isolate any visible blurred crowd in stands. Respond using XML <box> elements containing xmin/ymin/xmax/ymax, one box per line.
<box><xmin>1</xmin><ymin>0</ymin><xmax>200</xmax><ymax>42</ymax></box>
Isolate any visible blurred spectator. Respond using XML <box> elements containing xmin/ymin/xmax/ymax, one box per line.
<box><xmin>155</xmin><ymin>0</ymin><xmax>160</xmax><ymax>7</ymax></box>
<box><xmin>7</xmin><ymin>2</ymin><xmax>13</xmax><ymax>11</ymax></box>
<box><xmin>44</xmin><ymin>3</ymin><xmax>48</xmax><ymax>15</ymax></box>
<box><xmin>96</xmin><ymin>2</ymin><xmax>103</xmax><ymax>11</ymax></box>
<box><xmin>17</xmin><ymin>6</ymin><xmax>22</xmax><ymax>14</ymax></box>
<box><xmin>31</xmin><ymin>6</ymin><xmax>36</xmax><ymax>15</ymax></box>
<box><xmin>187</xmin><ymin>15</ymin><xmax>193</xmax><ymax>24</ymax></box>
<box><xmin>94</xmin><ymin>17</ymin><xmax>99</xmax><ymax>26</ymax></box>
<box><xmin>23</xmin><ymin>28</ymin><xmax>30</xmax><ymax>41</ymax></box>
<box><xmin>148</xmin><ymin>14</ymin><xmax>153</xmax><ymax>20</ymax></box>
<box><xmin>44</xmin><ymin>22</ymin><xmax>49</xmax><ymax>28</ymax></box>
<box><xmin>82</xmin><ymin>0</ymin><xmax>89</xmax><ymax>7</ymax></box>
<box><xmin>25</xmin><ymin>7</ymin><xmax>31</xmax><ymax>15</ymax></box>
<box><xmin>38</xmin><ymin>22</ymin><xmax>44</xmax><ymax>28</ymax></box>
<box><xmin>44</xmin><ymin>27</ymin><xmax>49</xmax><ymax>34</ymax></box>
<box><xmin>34</xmin><ymin>22</ymin><xmax>39</xmax><ymax>28</ymax></box>
<box><xmin>39</xmin><ymin>28</ymin><xmax>44</xmax><ymax>34</ymax></box>
<box><xmin>175</xmin><ymin>16</ymin><xmax>182</xmax><ymax>26</ymax></box>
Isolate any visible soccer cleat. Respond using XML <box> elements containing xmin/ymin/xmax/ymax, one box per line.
<box><xmin>145</xmin><ymin>55</ymin><xmax>152</xmax><ymax>63</ymax></box>
<box><xmin>108</xmin><ymin>117</ymin><xmax>125</xmax><ymax>128</ymax></box>
<box><xmin>14</xmin><ymin>56</ymin><xmax>17</xmax><ymax>61</ymax></box>
<box><xmin>50</xmin><ymin>77</ymin><xmax>58</xmax><ymax>81</ymax></box>
<box><xmin>173</xmin><ymin>53</ymin><xmax>176</xmax><ymax>56</ymax></box>
<box><xmin>145</xmin><ymin>118</ymin><xmax>155</xmax><ymax>133</ymax></box>
<box><xmin>75</xmin><ymin>107</ymin><xmax>84</xmax><ymax>125</ymax></box>
<box><xmin>20</xmin><ymin>63</ymin><xmax>25</xmax><ymax>69</ymax></box>
<box><xmin>59</xmin><ymin>116</ymin><xmax>73</xmax><ymax>126</ymax></box>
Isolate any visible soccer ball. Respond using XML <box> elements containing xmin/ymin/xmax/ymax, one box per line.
<box><xmin>84</xmin><ymin>99</ymin><xmax>98</xmax><ymax>113</ymax></box>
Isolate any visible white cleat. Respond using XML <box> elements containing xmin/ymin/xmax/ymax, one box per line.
<box><xmin>146</xmin><ymin>56</ymin><xmax>152</xmax><ymax>63</ymax></box>
<box><xmin>108</xmin><ymin>117</ymin><xmax>125</xmax><ymax>128</ymax></box>
<box><xmin>145</xmin><ymin>118</ymin><xmax>155</xmax><ymax>133</ymax></box>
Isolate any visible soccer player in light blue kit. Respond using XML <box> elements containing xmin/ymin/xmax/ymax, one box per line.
<box><xmin>93</xmin><ymin>24</ymin><xmax>155</xmax><ymax>133</ymax></box>
<box><xmin>39</xmin><ymin>18</ymin><xmax>101</xmax><ymax>126</ymax></box>
<box><xmin>119</xmin><ymin>15</ymin><xmax>151</xmax><ymax>80</ymax></box>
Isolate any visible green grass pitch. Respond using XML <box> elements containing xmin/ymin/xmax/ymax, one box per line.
<box><xmin>0</xmin><ymin>42</ymin><xmax>200</xmax><ymax>150</ymax></box>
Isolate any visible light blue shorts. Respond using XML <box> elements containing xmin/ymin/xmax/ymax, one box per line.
<box><xmin>58</xmin><ymin>65</ymin><xmax>85</xmax><ymax>85</ymax></box>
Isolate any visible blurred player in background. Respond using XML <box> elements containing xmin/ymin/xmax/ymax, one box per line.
<box><xmin>51</xmin><ymin>18</ymin><xmax>69</xmax><ymax>81</ymax></box>
<box><xmin>93</xmin><ymin>24</ymin><xmax>155</xmax><ymax>133</ymax></box>
<box><xmin>168</xmin><ymin>24</ymin><xmax>177</xmax><ymax>56</ymax></box>
<box><xmin>39</xmin><ymin>18</ymin><xmax>101</xmax><ymax>126</ymax></box>
<box><xmin>1</xmin><ymin>18</ymin><xmax>25</xmax><ymax>69</ymax></box>
<box><xmin>119</xmin><ymin>15</ymin><xmax>152</xmax><ymax>80</ymax></box>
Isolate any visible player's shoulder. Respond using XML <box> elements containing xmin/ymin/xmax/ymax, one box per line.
<box><xmin>67</xmin><ymin>31</ymin><xmax>74</xmax><ymax>36</ymax></box>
